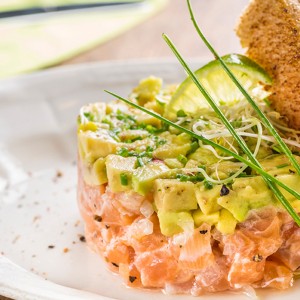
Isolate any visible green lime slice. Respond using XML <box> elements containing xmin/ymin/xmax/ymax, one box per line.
<box><xmin>165</xmin><ymin>54</ymin><xmax>272</xmax><ymax>120</ymax></box>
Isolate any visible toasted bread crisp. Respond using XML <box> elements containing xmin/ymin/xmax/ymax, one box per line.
<box><xmin>237</xmin><ymin>0</ymin><xmax>300</xmax><ymax>129</ymax></box>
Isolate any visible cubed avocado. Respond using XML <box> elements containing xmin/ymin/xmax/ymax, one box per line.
<box><xmin>118</xmin><ymin>129</ymin><xmax>149</xmax><ymax>142</ymax></box>
<box><xmin>78</xmin><ymin>130</ymin><xmax>118</xmax><ymax>163</ymax></box>
<box><xmin>106</xmin><ymin>155</ymin><xmax>136</xmax><ymax>193</ymax></box>
<box><xmin>82</xmin><ymin>157</ymin><xmax>108</xmax><ymax>186</ymax></box>
<box><xmin>232</xmin><ymin>176</ymin><xmax>275</xmax><ymax>209</ymax></box>
<box><xmin>217</xmin><ymin>190</ymin><xmax>249</xmax><ymax>222</ymax></box>
<box><xmin>173</xmin><ymin>133</ymin><xmax>192</xmax><ymax>145</ymax></box>
<box><xmin>157</xmin><ymin>210</ymin><xmax>194</xmax><ymax>236</ymax></box>
<box><xmin>154</xmin><ymin>179</ymin><xmax>198</xmax><ymax>211</ymax></box>
<box><xmin>193</xmin><ymin>210</ymin><xmax>220</xmax><ymax>227</ymax></box>
<box><xmin>153</xmin><ymin>144</ymin><xmax>191</xmax><ymax>160</ymax></box>
<box><xmin>276</xmin><ymin>174</ymin><xmax>300</xmax><ymax>202</ymax></box>
<box><xmin>260</xmin><ymin>154</ymin><xmax>300</xmax><ymax>176</ymax></box>
<box><xmin>133</xmin><ymin>76</ymin><xmax>162</xmax><ymax>105</ymax></box>
<box><xmin>195</xmin><ymin>183</ymin><xmax>222</xmax><ymax>215</ymax></box>
<box><xmin>164</xmin><ymin>158</ymin><xmax>184</xmax><ymax>169</ymax></box>
<box><xmin>216</xmin><ymin>209</ymin><xmax>238</xmax><ymax>235</ymax></box>
<box><xmin>217</xmin><ymin>176</ymin><xmax>275</xmax><ymax>222</ymax></box>
<box><xmin>132</xmin><ymin>162</ymin><xmax>171</xmax><ymax>195</ymax></box>
<box><xmin>208</xmin><ymin>161</ymin><xmax>244</xmax><ymax>180</ymax></box>
<box><xmin>135</xmin><ymin>112</ymin><xmax>161</xmax><ymax>127</ymax></box>
<box><xmin>188</xmin><ymin>148</ymin><xmax>219</xmax><ymax>165</ymax></box>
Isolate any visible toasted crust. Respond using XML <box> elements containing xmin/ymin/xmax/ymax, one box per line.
<box><xmin>237</xmin><ymin>0</ymin><xmax>300</xmax><ymax>129</ymax></box>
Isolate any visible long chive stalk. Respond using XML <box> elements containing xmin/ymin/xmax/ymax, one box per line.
<box><xmin>162</xmin><ymin>33</ymin><xmax>300</xmax><ymax>226</ymax></box>
<box><xmin>105</xmin><ymin>89</ymin><xmax>300</xmax><ymax>226</ymax></box>
<box><xmin>187</xmin><ymin>0</ymin><xmax>300</xmax><ymax>175</ymax></box>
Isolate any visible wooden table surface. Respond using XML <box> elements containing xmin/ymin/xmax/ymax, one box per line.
<box><xmin>1</xmin><ymin>0</ymin><xmax>249</xmax><ymax>299</ymax></box>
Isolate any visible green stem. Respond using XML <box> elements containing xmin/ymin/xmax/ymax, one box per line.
<box><xmin>105</xmin><ymin>89</ymin><xmax>300</xmax><ymax>226</ymax></box>
<box><xmin>187</xmin><ymin>0</ymin><xmax>300</xmax><ymax>175</ymax></box>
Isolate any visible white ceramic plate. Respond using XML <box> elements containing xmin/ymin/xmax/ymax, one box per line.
<box><xmin>0</xmin><ymin>60</ymin><xmax>299</xmax><ymax>300</ymax></box>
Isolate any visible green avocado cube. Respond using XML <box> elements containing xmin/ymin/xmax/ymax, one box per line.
<box><xmin>106</xmin><ymin>155</ymin><xmax>136</xmax><ymax>193</ymax></box>
<box><xmin>232</xmin><ymin>176</ymin><xmax>275</xmax><ymax>210</ymax></box>
<box><xmin>133</xmin><ymin>76</ymin><xmax>162</xmax><ymax>105</ymax></box>
<box><xmin>193</xmin><ymin>210</ymin><xmax>220</xmax><ymax>227</ymax></box>
<box><xmin>216</xmin><ymin>209</ymin><xmax>238</xmax><ymax>235</ymax></box>
<box><xmin>153</xmin><ymin>144</ymin><xmax>191</xmax><ymax>160</ymax></box>
<box><xmin>157</xmin><ymin>211</ymin><xmax>194</xmax><ymax>236</ymax></box>
<box><xmin>78</xmin><ymin>130</ymin><xmax>118</xmax><ymax>163</ymax></box>
<box><xmin>217</xmin><ymin>190</ymin><xmax>249</xmax><ymax>222</ymax></box>
<box><xmin>154</xmin><ymin>179</ymin><xmax>198</xmax><ymax>212</ymax></box>
<box><xmin>188</xmin><ymin>148</ymin><xmax>219</xmax><ymax>165</ymax></box>
<box><xmin>217</xmin><ymin>177</ymin><xmax>275</xmax><ymax>222</ymax></box>
<box><xmin>82</xmin><ymin>157</ymin><xmax>108</xmax><ymax>186</ymax></box>
<box><xmin>277</xmin><ymin>174</ymin><xmax>300</xmax><ymax>202</ymax></box>
<box><xmin>195</xmin><ymin>183</ymin><xmax>222</xmax><ymax>215</ymax></box>
<box><xmin>132</xmin><ymin>163</ymin><xmax>171</xmax><ymax>196</ymax></box>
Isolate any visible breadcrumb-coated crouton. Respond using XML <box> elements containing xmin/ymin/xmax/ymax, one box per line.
<box><xmin>237</xmin><ymin>0</ymin><xmax>300</xmax><ymax>129</ymax></box>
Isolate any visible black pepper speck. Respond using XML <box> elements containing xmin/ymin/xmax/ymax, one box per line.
<box><xmin>220</xmin><ymin>185</ymin><xmax>230</xmax><ymax>196</ymax></box>
<box><xmin>129</xmin><ymin>276</ymin><xmax>137</xmax><ymax>283</ymax></box>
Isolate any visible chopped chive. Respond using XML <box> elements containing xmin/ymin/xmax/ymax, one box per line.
<box><xmin>187</xmin><ymin>0</ymin><xmax>300</xmax><ymax>175</ymax></box>
<box><xmin>177</xmin><ymin>154</ymin><xmax>188</xmax><ymax>165</ymax></box>
<box><xmin>117</xmin><ymin>147</ymin><xmax>129</xmax><ymax>157</ymax></box>
<box><xmin>187</xmin><ymin>141</ymin><xmax>199</xmax><ymax>155</ymax></box>
<box><xmin>176</xmin><ymin>174</ymin><xmax>189</xmax><ymax>182</ymax></box>
<box><xmin>83</xmin><ymin>112</ymin><xmax>94</xmax><ymax>121</ymax></box>
<box><xmin>137</xmin><ymin>157</ymin><xmax>145</xmax><ymax>167</ymax></box>
<box><xmin>276</xmin><ymin>163</ymin><xmax>290</xmax><ymax>169</ymax></box>
<box><xmin>204</xmin><ymin>180</ymin><xmax>214</xmax><ymax>190</ymax></box>
<box><xmin>177</xmin><ymin>109</ymin><xmax>187</xmax><ymax>118</ymax></box>
<box><xmin>120</xmin><ymin>173</ymin><xmax>128</xmax><ymax>186</ymax></box>
<box><xmin>104</xmin><ymin>92</ymin><xmax>300</xmax><ymax>226</ymax></box>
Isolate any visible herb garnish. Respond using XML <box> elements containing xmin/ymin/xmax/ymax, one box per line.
<box><xmin>120</xmin><ymin>173</ymin><xmax>129</xmax><ymax>186</ymax></box>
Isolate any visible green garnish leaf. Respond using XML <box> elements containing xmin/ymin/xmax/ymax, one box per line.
<box><xmin>177</xmin><ymin>109</ymin><xmax>187</xmax><ymax>118</ymax></box>
<box><xmin>120</xmin><ymin>173</ymin><xmax>128</xmax><ymax>186</ymax></box>
<box><xmin>137</xmin><ymin>157</ymin><xmax>145</xmax><ymax>167</ymax></box>
<box><xmin>177</xmin><ymin>154</ymin><xmax>188</xmax><ymax>165</ymax></box>
<box><xmin>204</xmin><ymin>180</ymin><xmax>214</xmax><ymax>190</ymax></box>
<box><xmin>187</xmin><ymin>141</ymin><xmax>199</xmax><ymax>156</ymax></box>
<box><xmin>83</xmin><ymin>112</ymin><xmax>95</xmax><ymax>122</ymax></box>
<box><xmin>276</xmin><ymin>163</ymin><xmax>290</xmax><ymax>169</ymax></box>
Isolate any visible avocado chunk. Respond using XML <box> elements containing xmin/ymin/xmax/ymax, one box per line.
<box><xmin>188</xmin><ymin>148</ymin><xmax>219</xmax><ymax>165</ymax></box>
<box><xmin>132</xmin><ymin>162</ymin><xmax>171</xmax><ymax>196</ymax></box>
<box><xmin>208</xmin><ymin>161</ymin><xmax>244</xmax><ymax>180</ymax></box>
<box><xmin>193</xmin><ymin>210</ymin><xmax>220</xmax><ymax>227</ymax></box>
<box><xmin>164</xmin><ymin>158</ymin><xmax>184</xmax><ymax>169</ymax></box>
<box><xmin>276</xmin><ymin>174</ymin><xmax>300</xmax><ymax>202</ymax></box>
<box><xmin>78</xmin><ymin>130</ymin><xmax>118</xmax><ymax>163</ymax></box>
<box><xmin>154</xmin><ymin>179</ymin><xmax>198</xmax><ymax>212</ymax></box>
<box><xmin>82</xmin><ymin>157</ymin><xmax>108</xmax><ymax>186</ymax></box>
<box><xmin>195</xmin><ymin>183</ymin><xmax>222</xmax><ymax>214</ymax></box>
<box><xmin>217</xmin><ymin>176</ymin><xmax>275</xmax><ymax>222</ymax></box>
<box><xmin>133</xmin><ymin>76</ymin><xmax>162</xmax><ymax>105</ymax></box>
<box><xmin>216</xmin><ymin>209</ymin><xmax>238</xmax><ymax>235</ymax></box>
<box><xmin>157</xmin><ymin>210</ymin><xmax>194</xmax><ymax>236</ymax></box>
<box><xmin>106</xmin><ymin>155</ymin><xmax>137</xmax><ymax>193</ymax></box>
<box><xmin>260</xmin><ymin>154</ymin><xmax>300</xmax><ymax>176</ymax></box>
<box><xmin>153</xmin><ymin>144</ymin><xmax>191</xmax><ymax>160</ymax></box>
